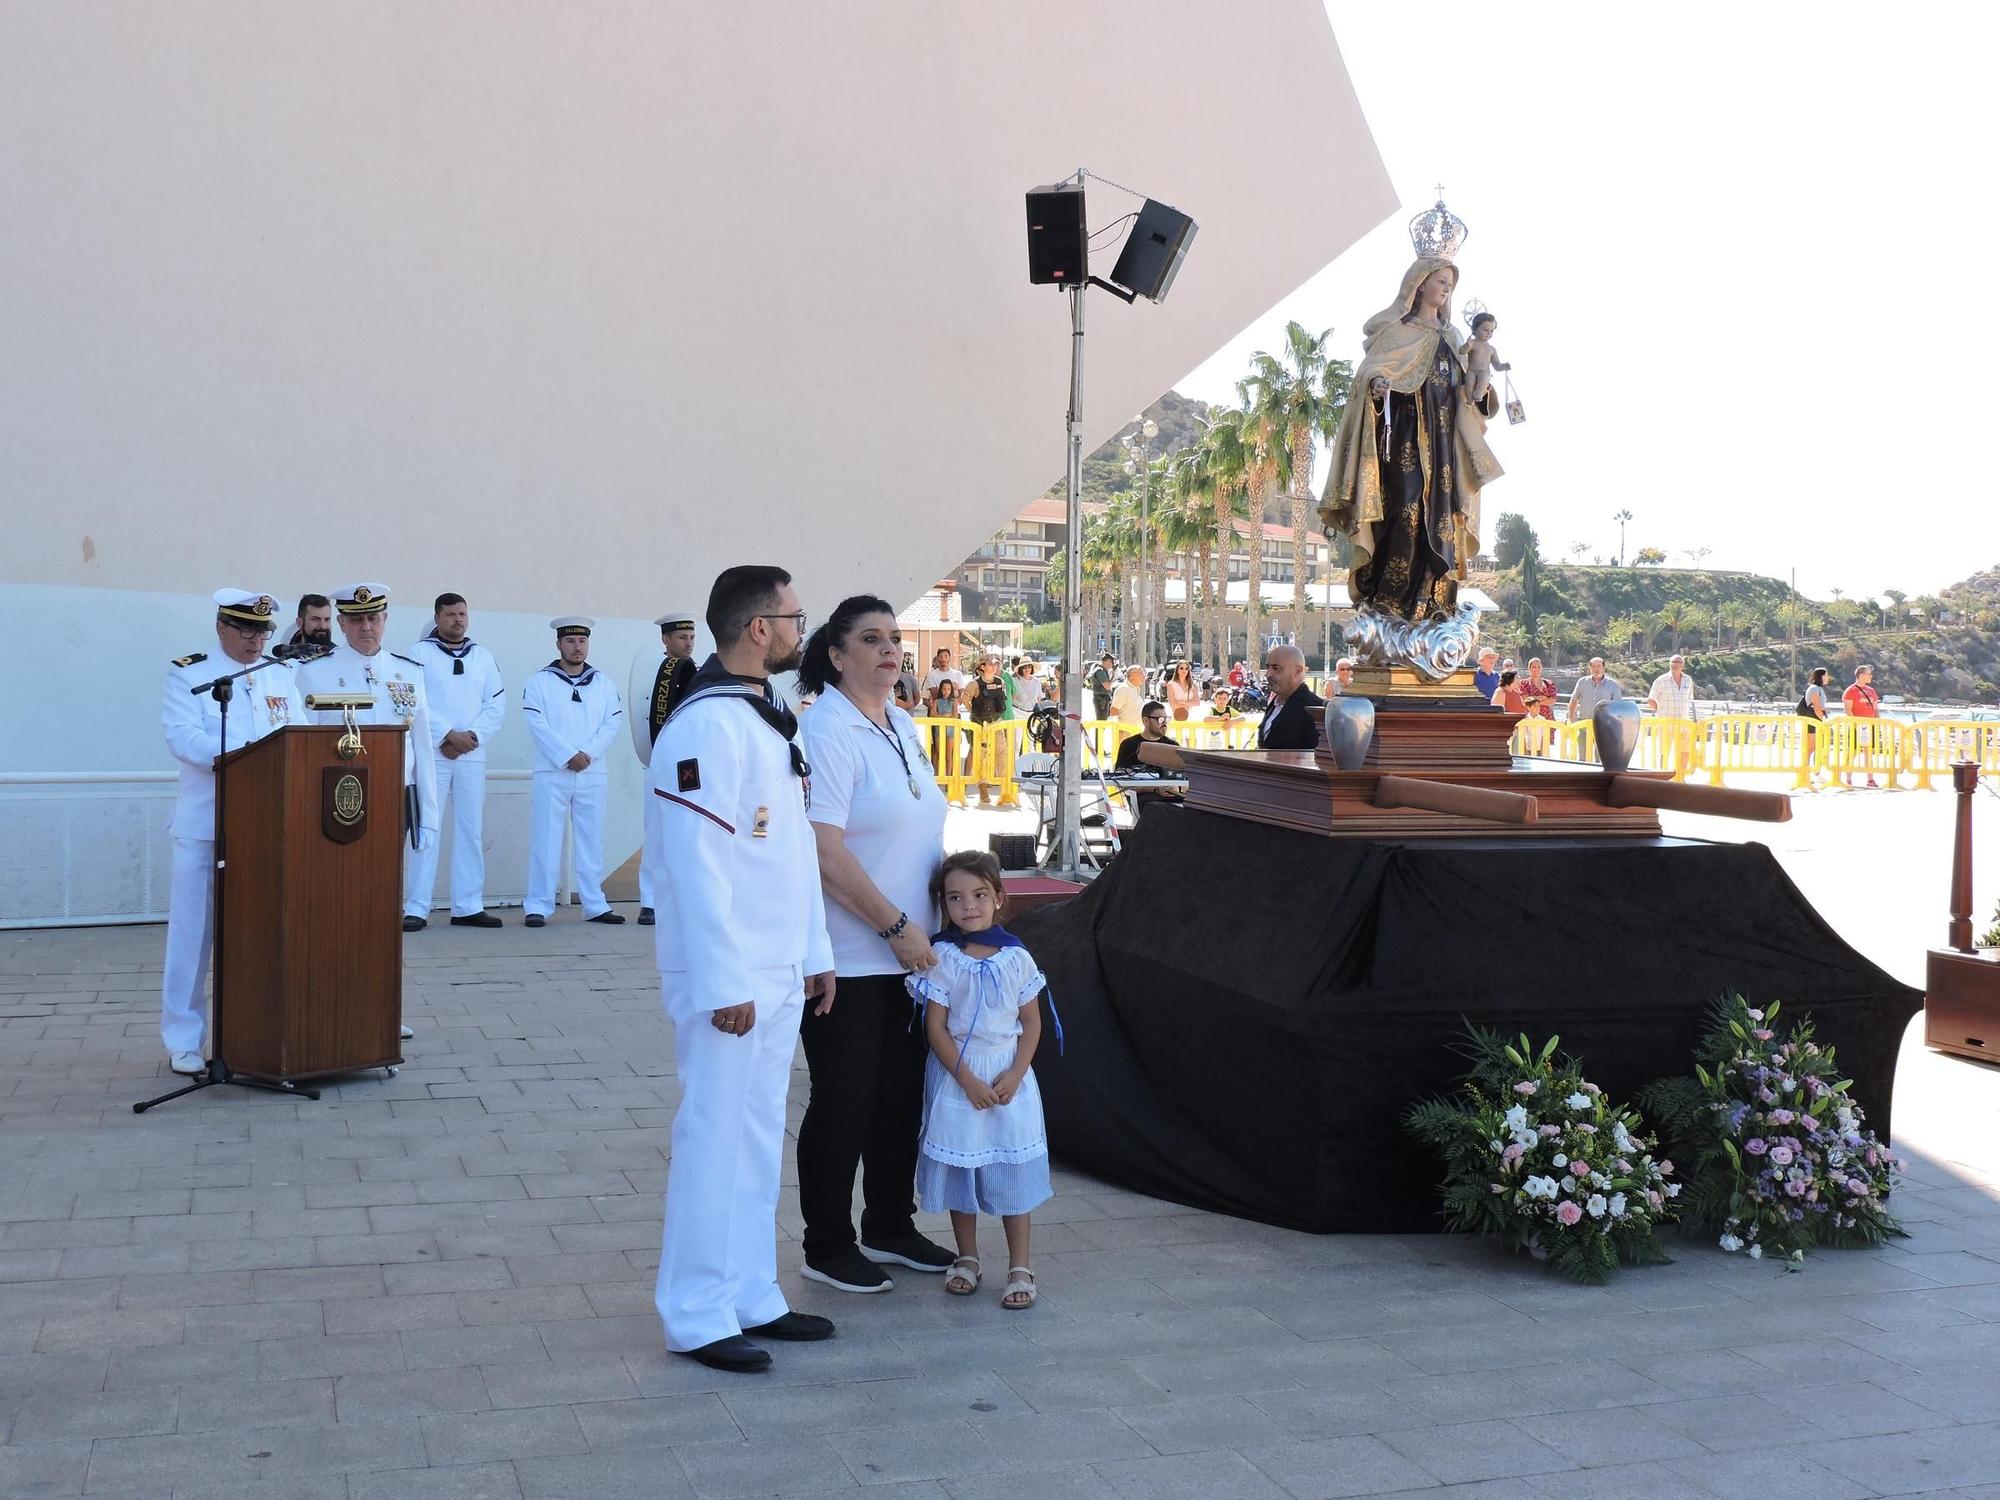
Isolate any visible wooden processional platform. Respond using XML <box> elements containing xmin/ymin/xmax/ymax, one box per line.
<box><xmin>1137</xmin><ymin>665</ymin><xmax>1791</xmax><ymax>840</ymax></box>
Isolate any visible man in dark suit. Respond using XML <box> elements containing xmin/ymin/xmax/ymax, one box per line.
<box><xmin>1256</xmin><ymin>644</ymin><xmax>1323</xmax><ymax>750</ymax></box>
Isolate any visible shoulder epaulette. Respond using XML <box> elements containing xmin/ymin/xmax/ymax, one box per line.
<box><xmin>173</xmin><ymin>652</ymin><xmax>207</xmax><ymax>668</ymax></box>
<box><xmin>388</xmin><ymin>651</ymin><xmax>421</xmax><ymax>668</ymax></box>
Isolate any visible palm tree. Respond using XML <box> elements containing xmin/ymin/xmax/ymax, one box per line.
<box><xmin>1719</xmin><ymin>601</ymin><xmax>1758</xmax><ymax>648</ymax></box>
<box><xmin>1243</xmin><ymin>322</ymin><xmax>1352</xmax><ymax>620</ymax></box>
<box><xmin>1655</xmin><ymin>599</ymin><xmax>1693</xmax><ymax>654</ymax></box>
<box><xmin>1201</xmin><ymin>407</ymin><xmax>1252</xmax><ymax>668</ymax></box>
<box><xmin>1153</xmin><ymin>471</ymin><xmax>1207</xmax><ymax>665</ymax></box>
<box><xmin>1605</xmin><ymin>614</ymin><xmax>1649</xmax><ymax>657</ymax></box>
<box><xmin>1234</xmin><ymin>380</ymin><xmax>1286</xmax><ymax>656</ymax></box>
<box><xmin>1538</xmin><ymin>613</ymin><xmax>1585</xmax><ymax>670</ymax></box>
<box><xmin>1882</xmin><ymin>588</ymin><xmax>1908</xmax><ymax>630</ymax></box>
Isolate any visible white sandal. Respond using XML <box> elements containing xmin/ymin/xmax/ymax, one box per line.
<box><xmin>945</xmin><ymin>1256</ymin><xmax>981</xmax><ymax>1296</ymax></box>
<box><xmin>1001</xmin><ymin>1265</ymin><xmax>1036</xmax><ymax>1310</ymax></box>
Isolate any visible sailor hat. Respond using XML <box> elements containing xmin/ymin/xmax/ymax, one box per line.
<box><xmin>654</xmin><ymin>612</ymin><xmax>696</xmax><ymax>632</ymax></box>
<box><xmin>551</xmin><ymin>616</ymin><xmax>595</xmax><ymax>636</ymax></box>
<box><xmin>335</xmin><ymin>583</ymin><xmax>391</xmax><ymax>615</ymax></box>
<box><xmin>214</xmin><ymin>589</ymin><xmax>280</xmax><ymax>627</ymax></box>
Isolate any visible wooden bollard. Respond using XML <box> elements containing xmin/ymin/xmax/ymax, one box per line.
<box><xmin>1607</xmin><ymin>775</ymin><xmax>1791</xmax><ymax>823</ymax></box>
<box><xmin>1373</xmin><ymin>775</ymin><xmax>1538</xmax><ymax>825</ymax></box>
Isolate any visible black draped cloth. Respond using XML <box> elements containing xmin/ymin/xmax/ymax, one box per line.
<box><xmin>1013</xmin><ymin>805</ymin><xmax>1921</xmax><ymax>1233</ymax></box>
<box><xmin>1351</xmin><ymin>325</ymin><xmax>1465</xmax><ymax>621</ymax></box>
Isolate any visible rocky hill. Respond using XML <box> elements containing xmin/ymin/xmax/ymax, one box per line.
<box><xmin>1471</xmin><ymin>543</ymin><xmax>2000</xmax><ymax>704</ymax></box>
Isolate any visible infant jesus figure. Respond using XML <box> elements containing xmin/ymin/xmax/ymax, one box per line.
<box><xmin>1462</xmin><ymin>311</ymin><xmax>1509</xmax><ymax>407</ymax></box>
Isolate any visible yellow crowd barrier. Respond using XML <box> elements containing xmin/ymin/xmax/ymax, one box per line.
<box><xmin>906</xmin><ymin>712</ymin><xmax>1998</xmax><ymax>806</ymax></box>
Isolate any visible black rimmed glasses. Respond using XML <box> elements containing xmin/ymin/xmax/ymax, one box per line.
<box><xmin>756</xmin><ymin>611</ymin><xmax>809</xmax><ymax>632</ymax></box>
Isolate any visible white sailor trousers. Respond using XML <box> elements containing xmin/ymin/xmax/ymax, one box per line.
<box><xmin>655</xmin><ymin>965</ymin><xmax>804</xmax><ymax>1352</ymax></box>
<box><xmin>525</xmin><ymin>770</ymin><xmax>608</xmax><ymax>918</ymax></box>
<box><xmin>160</xmin><ymin>836</ymin><xmax>215</xmax><ymax>1055</ymax></box>
<box><xmin>405</xmin><ymin>754</ymin><xmax>489</xmax><ymax>917</ymax></box>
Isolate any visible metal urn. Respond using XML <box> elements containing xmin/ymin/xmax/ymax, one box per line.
<box><xmin>1324</xmin><ymin>696</ymin><xmax>1376</xmax><ymax>771</ymax></box>
<box><xmin>1592</xmin><ymin>699</ymin><xmax>1641</xmax><ymax>772</ymax></box>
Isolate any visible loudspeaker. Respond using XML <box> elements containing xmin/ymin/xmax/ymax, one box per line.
<box><xmin>1110</xmin><ymin>198</ymin><xmax>1197</xmax><ymax>304</ymax></box>
<box><xmin>988</xmin><ymin>833</ymin><xmax>1038</xmax><ymax>871</ymax></box>
<box><xmin>1026</xmin><ymin>182</ymin><xmax>1087</xmax><ymax>286</ymax></box>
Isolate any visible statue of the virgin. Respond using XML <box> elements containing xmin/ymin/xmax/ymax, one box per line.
<box><xmin>1321</xmin><ymin>254</ymin><xmax>1503</xmax><ymax>628</ymax></box>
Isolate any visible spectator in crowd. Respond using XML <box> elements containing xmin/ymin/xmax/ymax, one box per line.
<box><xmin>1841</xmin><ymin>664</ymin><xmax>1882</xmax><ymax>789</ymax></box>
<box><xmin>1331</xmin><ymin>657</ymin><xmax>1357</xmax><ymax>694</ymax></box>
<box><xmin>1164</xmin><ymin>659</ymin><xmax>1198</xmax><ymax>720</ymax></box>
<box><xmin>1567</xmin><ymin>657</ymin><xmax>1622</xmax><ymax>722</ymax></box>
<box><xmin>964</xmin><ymin>654</ymin><xmax>1009</xmax><ymax>806</ymax></box>
<box><xmin>1797</xmin><ymin>666</ymin><xmax>1831</xmax><ymax>784</ymax></box>
<box><xmin>1491</xmin><ymin>668</ymin><xmax>1527</xmax><ymax>713</ymax></box>
<box><xmin>1473</xmin><ymin>646</ymin><xmax>1500</xmax><ymax>702</ymax></box>
<box><xmin>922</xmin><ymin>647</ymin><xmax>964</xmax><ymax>715</ymax></box>
<box><xmin>1011</xmin><ymin>660</ymin><xmax>1044</xmax><ymax>713</ymax></box>
<box><xmin>1109</xmin><ymin>664</ymin><xmax>1148</xmax><ymax>727</ymax></box>
<box><xmin>1113</xmin><ymin>700</ymin><xmax>1183</xmax><ymax>816</ymax></box>
<box><xmin>1228</xmin><ymin>659</ymin><xmax>1248</xmax><ymax>689</ymax></box>
<box><xmin>1088</xmin><ymin>653</ymin><xmax>1116</xmax><ymax>720</ymax></box>
<box><xmin>1256</xmin><ymin>644</ymin><xmax>1323</xmax><ymax>749</ymax></box>
<box><xmin>931</xmin><ymin>674</ymin><xmax>962</xmax><ymax>719</ymax></box>
<box><xmin>1645</xmin><ymin>654</ymin><xmax>1699</xmax><ymax>776</ymax></box>
<box><xmin>1519</xmin><ymin>658</ymin><xmax>1558</xmax><ymax>720</ymax></box>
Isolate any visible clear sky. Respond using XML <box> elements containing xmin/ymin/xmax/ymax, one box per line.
<box><xmin>1180</xmin><ymin>3</ymin><xmax>1993</xmax><ymax>604</ymax></box>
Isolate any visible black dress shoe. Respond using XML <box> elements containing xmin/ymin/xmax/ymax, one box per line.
<box><xmin>402</xmin><ymin>916</ymin><xmax>427</xmax><ymax>932</ymax></box>
<box><xmin>450</xmin><ymin>912</ymin><xmax>504</xmax><ymax>928</ymax></box>
<box><xmin>742</xmin><ymin>1311</ymin><xmax>835</xmax><ymax>1342</ymax></box>
<box><xmin>587</xmin><ymin>911</ymin><xmax>627</xmax><ymax>925</ymax></box>
<box><xmin>524</xmin><ymin>914</ymin><xmax>546</xmax><ymax>928</ymax></box>
<box><xmin>679</xmin><ymin>1335</ymin><xmax>771</xmax><ymax>1372</ymax></box>
<box><xmin>637</xmin><ymin>907</ymin><xmax>655</xmax><ymax>926</ymax></box>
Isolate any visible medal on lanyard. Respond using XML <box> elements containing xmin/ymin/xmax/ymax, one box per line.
<box><xmin>865</xmin><ymin>712</ymin><xmax>925</xmax><ymax>800</ymax></box>
<box><xmin>751</xmin><ymin>806</ymin><xmax>771</xmax><ymax>838</ymax></box>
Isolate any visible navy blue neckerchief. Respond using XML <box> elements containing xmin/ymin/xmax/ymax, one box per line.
<box><xmin>924</xmin><ymin>923</ymin><xmax>1064</xmax><ymax>1057</ymax></box>
<box><xmin>421</xmin><ymin>629</ymin><xmax>479</xmax><ymax>673</ymax></box>
<box><xmin>669</xmin><ymin>654</ymin><xmax>810</xmax><ymax>790</ymax></box>
<box><xmin>540</xmin><ymin>660</ymin><xmax>598</xmax><ymax>701</ymax></box>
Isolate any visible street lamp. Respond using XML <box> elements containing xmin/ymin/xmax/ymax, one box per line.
<box><xmin>1122</xmin><ymin>417</ymin><xmax>1159</xmax><ymax>663</ymax></box>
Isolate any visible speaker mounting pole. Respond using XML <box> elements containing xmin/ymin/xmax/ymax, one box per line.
<box><xmin>1051</xmin><ymin>169</ymin><xmax>1089</xmax><ymax>877</ymax></box>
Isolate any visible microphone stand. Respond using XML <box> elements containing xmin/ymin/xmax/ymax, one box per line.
<box><xmin>135</xmin><ymin>650</ymin><xmax>329</xmax><ymax>1112</ymax></box>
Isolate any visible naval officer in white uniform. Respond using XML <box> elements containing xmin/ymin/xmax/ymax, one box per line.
<box><xmin>159</xmin><ymin>589</ymin><xmax>303</xmax><ymax>1074</ymax></box>
<box><xmin>629</xmin><ymin>611</ymin><xmax>699</xmax><ymax>926</ymax></box>
<box><xmin>521</xmin><ymin>617</ymin><xmax>627</xmax><ymax>927</ymax></box>
<box><xmin>404</xmin><ymin>591</ymin><xmax>507</xmax><ymax>929</ymax></box>
<box><xmin>297</xmin><ymin>583</ymin><xmax>439</xmax><ymax>1041</ymax></box>
<box><xmin>650</xmin><ymin>565</ymin><xmax>836</xmax><ymax>1371</ymax></box>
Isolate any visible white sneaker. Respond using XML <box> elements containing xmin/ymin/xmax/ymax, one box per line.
<box><xmin>169</xmin><ymin>1051</ymin><xmax>205</xmax><ymax>1076</ymax></box>
<box><xmin>399</xmin><ymin>1024</ymin><xmax>414</xmax><ymax>1040</ymax></box>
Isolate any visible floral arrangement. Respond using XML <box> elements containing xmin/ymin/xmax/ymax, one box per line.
<box><xmin>1405</xmin><ymin>1027</ymin><xmax>1680</xmax><ymax>1284</ymax></box>
<box><xmin>1638</xmin><ymin>995</ymin><xmax>1904</xmax><ymax>1267</ymax></box>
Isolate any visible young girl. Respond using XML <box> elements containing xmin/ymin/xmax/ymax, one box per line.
<box><xmin>907</xmin><ymin>850</ymin><xmax>1051</xmax><ymax>1309</ymax></box>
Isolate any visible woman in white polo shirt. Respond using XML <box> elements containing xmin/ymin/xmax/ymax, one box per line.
<box><xmin>794</xmin><ymin>597</ymin><xmax>956</xmax><ymax>1294</ymax></box>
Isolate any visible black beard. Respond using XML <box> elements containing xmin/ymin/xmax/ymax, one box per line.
<box><xmin>765</xmin><ymin>641</ymin><xmax>803</xmax><ymax>674</ymax></box>
<box><xmin>303</xmin><ymin>628</ymin><xmax>333</xmax><ymax>646</ymax></box>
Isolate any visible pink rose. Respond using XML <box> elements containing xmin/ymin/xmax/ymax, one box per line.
<box><xmin>1502</xmin><ymin>1144</ymin><xmax>1524</xmax><ymax>1163</ymax></box>
<box><xmin>1752</xmin><ymin>1029</ymin><xmax>1774</xmax><ymax>1041</ymax></box>
<box><xmin>1570</xmin><ymin>1160</ymin><xmax>1591</xmax><ymax>1178</ymax></box>
<box><xmin>1555</xmin><ymin>1200</ymin><xmax>1583</xmax><ymax>1226</ymax></box>
<box><xmin>1769</xmin><ymin>1146</ymin><xmax>1794</xmax><ymax>1167</ymax></box>
<box><xmin>1514</xmin><ymin>1082</ymin><xmax>1537</xmax><ymax>1096</ymax></box>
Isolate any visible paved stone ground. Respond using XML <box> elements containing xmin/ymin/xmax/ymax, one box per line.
<box><xmin>4</xmin><ymin>874</ymin><xmax>2000</xmax><ymax>1498</ymax></box>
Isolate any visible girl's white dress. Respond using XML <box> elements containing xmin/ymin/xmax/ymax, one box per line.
<box><xmin>906</xmin><ymin>942</ymin><xmax>1052</xmax><ymax>1217</ymax></box>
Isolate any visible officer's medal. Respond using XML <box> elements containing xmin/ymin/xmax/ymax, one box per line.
<box><xmin>385</xmin><ymin>679</ymin><xmax>417</xmax><ymax>721</ymax></box>
<box><xmin>751</xmin><ymin>806</ymin><xmax>771</xmax><ymax>839</ymax></box>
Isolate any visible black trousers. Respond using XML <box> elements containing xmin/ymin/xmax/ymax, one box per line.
<box><xmin>796</xmin><ymin>971</ymin><xmax>928</xmax><ymax>1259</ymax></box>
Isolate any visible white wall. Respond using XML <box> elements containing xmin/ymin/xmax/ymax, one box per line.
<box><xmin>0</xmin><ymin>1</ymin><xmax>1393</xmax><ymax>923</ymax></box>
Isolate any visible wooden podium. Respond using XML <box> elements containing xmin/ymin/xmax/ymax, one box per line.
<box><xmin>214</xmin><ymin>724</ymin><xmax>406</xmax><ymax>1083</ymax></box>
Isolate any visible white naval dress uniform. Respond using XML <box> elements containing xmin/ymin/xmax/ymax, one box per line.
<box><xmin>403</xmin><ymin>635</ymin><xmax>507</xmax><ymax>918</ymax></box>
<box><xmin>296</xmin><ymin>645</ymin><xmax>441</xmax><ymax>851</ymax></box>
<box><xmin>521</xmin><ymin>661</ymin><xmax>625</xmax><ymax>918</ymax></box>
<box><xmin>649</xmin><ymin>679</ymin><xmax>832</xmax><ymax>1352</ymax></box>
<box><xmin>160</xmin><ymin>653</ymin><xmax>303</xmax><ymax>1055</ymax></box>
